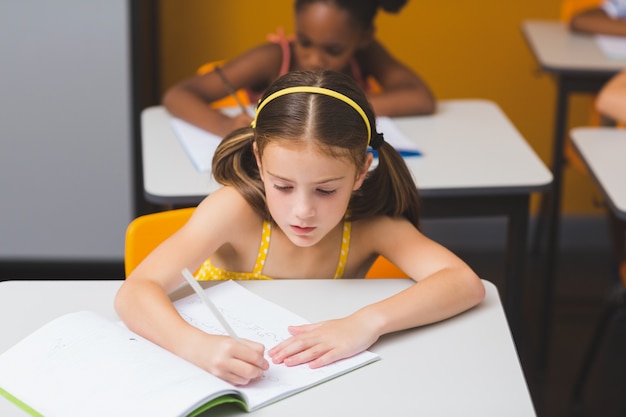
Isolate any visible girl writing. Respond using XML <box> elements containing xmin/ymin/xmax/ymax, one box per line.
<box><xmin>163</xmin><ymin>0</ymin><xmax>436</xmax><ymax>137</ymax></box>
<box><xmin>116</xmin><ymin>70</ymin><xmax>483</xmax><ymax>386</ymax></box>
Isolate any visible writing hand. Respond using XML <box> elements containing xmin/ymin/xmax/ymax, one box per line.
<box><xmin>187</xmin><ymin>334</ymin><xmax>269</xmax><ymax>385</ymax></box>
<box><xmin>267</xmin><ymin>316</ymin><xmax>379</xmax><ymax>369</ymax></box>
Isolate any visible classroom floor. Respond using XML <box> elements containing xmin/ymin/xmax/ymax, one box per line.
<box><xmin>457</xmin><ymin>248</ymin><xmax>625</xmax><ymax>417</ymax></box>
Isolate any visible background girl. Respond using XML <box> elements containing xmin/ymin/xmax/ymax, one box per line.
<box><xmin>162</xmin><ymin>0</ymin><xmax>435</xmax><ymax>136</ymax></box>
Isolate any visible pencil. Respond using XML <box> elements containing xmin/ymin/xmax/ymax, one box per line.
<box><xmin>214</xmin><ymin>65</ymin><xmax>252</xmax><ymax>117</ymax></box>
<box><xmin>181</xmin><ymin>268</ymin><xmax>240</xmax><ymax>340</ymax></box>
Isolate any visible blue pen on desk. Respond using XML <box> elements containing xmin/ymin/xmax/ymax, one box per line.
<box><xmin>368</xmin><ymin>149</ymin><xmax>422</xmax><ymax>158</ymax></box>
<box><xmin>181</xmin><ymin>268</ymin><xmax>240</xmax><ymax>340</ymax></box>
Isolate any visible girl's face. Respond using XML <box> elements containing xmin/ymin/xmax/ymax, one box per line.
<box><xmin>293</xmin><ymin>2</ymin><xmax>372</xmax><ymax>73</ymax></box>
<box><xmin>256</xmin><ymin>141</ymin><xmax>371</xmax><ymax>248</ymax></box>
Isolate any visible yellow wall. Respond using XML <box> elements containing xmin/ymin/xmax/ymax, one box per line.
<box><xmin>159</xmin><ymin>0</ymin><xmax>603</xmax><ymax>216</ymax></box>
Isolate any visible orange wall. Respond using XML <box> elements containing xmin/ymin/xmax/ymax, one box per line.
<box><xmin>159</xmin><ymin>0</ymin><xmax>603</xmax><ymax>216</ymax></box>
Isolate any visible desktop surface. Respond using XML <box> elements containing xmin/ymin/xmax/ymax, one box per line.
<box><xmin>522</xmin><ymin>19</ymin><xmax>626</xmax><ymax>74</ymax></box>
<box><xmin>142</xmin><ymin>99</ymin><xmax>551</xmax><ymax>204</ymax></box>
<box><xmin>571</xmin><ymin>127</ymin><xmax>626</xmax><ymax>220</ymax></box>
<box><xmin>0</xmin><ymin>279</ymin><xmax>536</xmax><ymax>417</ymax></box>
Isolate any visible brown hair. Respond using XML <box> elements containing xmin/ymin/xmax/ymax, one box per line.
<box><xmin>295</xmin><ymin>0</ymin><xmax>409</xmax><ymax>29</ymax></box>
<box><xmin>212</xmin><ymin>70</ymin><xmax>420</xmax><ymax>228</ymax></box>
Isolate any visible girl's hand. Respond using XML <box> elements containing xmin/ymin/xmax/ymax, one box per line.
<box><xmin>184</xmin><ymin>334</ymin><xmax>269</xmax><ymax>386</ymax></box>
<box><xmin>267</xmin><ymin>315</ymin><xmax>379</xmax><ymax>369</ymax></box>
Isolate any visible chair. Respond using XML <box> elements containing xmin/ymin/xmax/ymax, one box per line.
<box><xmin>125</xmin><ymin>207</ymin><xmax>409</xmax><ymax>279</ymax></box>
<box><xmin>196</xmin><ymin>60</ymin><xmax>251</xmax><ymax>109</ymax></box>
<box><xmin>124</xmin><ymin>208</ymin><xmax>195</xmax><ymax>277</ymax></box>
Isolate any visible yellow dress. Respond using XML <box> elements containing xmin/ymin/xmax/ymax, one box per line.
<box><xmin>195</xmin><ymin>220</ymin><xmax>351</xmax><ymax>280</ymax></box>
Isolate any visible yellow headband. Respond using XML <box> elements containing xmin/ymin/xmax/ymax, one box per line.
<box><xmin>251</xmin><ymin>86</ymin><xmax>372</xmax><ymax>145</ymax></box>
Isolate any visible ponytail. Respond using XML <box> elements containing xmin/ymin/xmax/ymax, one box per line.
<box><xmin>349</xmin><ymin>140</ymin><xmax>420</xmax><ymax>229</ymax></box>
<box><xmin>212</xmin><ymin>127</ymin><xmax>267</xmax><ymax>217</ymax></box>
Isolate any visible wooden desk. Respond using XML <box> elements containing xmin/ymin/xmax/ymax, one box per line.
<box><xmin>521</xmin><ymin>20</ymin><xmax>624</xmax><ymax>369</ymax></box>
<box><xmin>0</xmin><ymin>279</ymin><xmax>536</xmax><ymax>417</ymax></box>
<box><xmin>141</xmin><ymin>100</ymin><xmax>552</xmax><ymax>346</ymax></box>
<box><xmin>571</xmin><ymin>127</ymin><xmax>626</xmax><ymax>220</ymax></box>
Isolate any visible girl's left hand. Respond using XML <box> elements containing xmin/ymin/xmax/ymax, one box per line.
<box><xmin>267</xmin><ymin>316</ymin><xmax>379</xmax><ymax>368</ymax></box>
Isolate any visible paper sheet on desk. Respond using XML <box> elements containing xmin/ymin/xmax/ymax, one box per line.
<box><xmin>170</xmin><ymin>116</ymin><xmax>422</xmax><ymax>174</ymax></box>
<box><xmin>170</xmin><ymin>117</ymin><xmax>220</xmax><ymax>172</ymax></box>
<box><xmin>595</xmin><ymin>34</ymin><xmax>626</xmax><ymax>60</ymax></box>
<box><xmin>375</xmin><ymin>117</ymin><xmax>422</xmax><ymax>157</ymax></box>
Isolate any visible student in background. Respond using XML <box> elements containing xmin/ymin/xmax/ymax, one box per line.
<box><xmin>570</xmin><ymin>0</ymin><xmax>626</xmax><ymax>35</ymax></box>
<box><xmin>117</xmin><ymin>70</ymin><xmax>483</xmax><ymax>386</ymax></box>
<box><xmin>162</xmin><ymin>0</ymin><xmax>436</xmax><ymax>137</ymax></box>
<box><xmin>597</xmin><ymin>69</ymin><xmax>626</xmax><ymax>120</ymax></box>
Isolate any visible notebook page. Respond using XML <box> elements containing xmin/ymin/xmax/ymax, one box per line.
<box><xmin>174</xmin><ymin>280</ymin><xmax>380</xmax><ymax>410</ymax></box>
<box><xmin>0</xmin><ymin>311</ymin><xmax>233</xmax><ymax>417</ymax></box>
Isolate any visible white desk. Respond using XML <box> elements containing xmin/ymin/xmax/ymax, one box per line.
<box><xmin>521</xmin><ymin>20</ymin><xmax>625</xmax><ymax>369</ymax></box>
<box><xmin>522</xmin><ymin>20</ymin><xmax>626</xmax><ymax>75</ymax></box>
<box><xmin>569</xmin><ymin>127</ymin><xmax>626</xmax><ymax>406</ymax></box>
<box><xmin>571</xmin><ymin>127</ymin><xmax>626</xmax><ymax>220</ymax></box>
<box><xmin>141</xmin><ymin>99</ymin><xmax>552</xmax><ymax>346</ymax></box>
<box><xmin>0</xmin><ymin>279</ymin><xmax>536</xmax><ymax>417</ymax></box>
<box><xmin>142</xmin><ymin>100</ymin><xmax>550</xmax><ymax>203</ymax></box>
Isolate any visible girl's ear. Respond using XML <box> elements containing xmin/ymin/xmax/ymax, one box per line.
<box><xmin>253</xmin><ymin>141</ymin><xmax>264</xmax><ymax>180</ymax></box>
<box><xmin>353</xmin><ymin>152</ymin><xmax>373</xmax><ymax>191</ymax></box>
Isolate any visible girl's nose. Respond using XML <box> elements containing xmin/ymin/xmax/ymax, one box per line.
<box><xmin>293</xmin><ymin>193</ymin><xmax>315</xmax><ymax>220</ymax></box>
<box><xmin>305</xmin><ymin>50</ymin><xmax>326</xmax><ymax>71</ymax></box>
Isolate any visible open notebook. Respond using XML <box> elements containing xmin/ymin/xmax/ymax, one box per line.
<box><xmin>170</xmin><ymin>116</ymin><xmax>422</xmax><ymax>173</ymax></box>
<box><xmin>0</xmin><ymin>281</ymin><xmax>379</xmax><ymax>417</ymax></box>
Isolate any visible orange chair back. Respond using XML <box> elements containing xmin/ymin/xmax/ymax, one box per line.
<box><xmin>124</xmin><ymin>208</ymin><xmax>195</xmax><ymax>277</ymax></box>
<box><xmin>365</xmin><ymin>256</ymin><xmax>409</xmax><ymax>279</ymax></box>
<box><xmin>560</xmin><ymin>0</ymin><xmax>604</xmax><ymax>21</ymax></box>
<box><xmin>125</xmin><ymin>208</ymin><xmax>408</xmax><ymax>279</ymax></box>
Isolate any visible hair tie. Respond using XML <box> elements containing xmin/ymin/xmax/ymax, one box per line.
<box><xmin>251</xmin><ymin>86</ymin><xmax>372</xmax><ymax>145</ymax></box>
<box><xmin>370</xmin><ymin>132</ymin><xmax>384</xmax><ymax>150</ymax></box>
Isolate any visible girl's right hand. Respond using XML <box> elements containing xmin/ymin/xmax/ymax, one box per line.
<box><xmin>183</xmin><ymin>333</ymin><xmax>269</xmax><ymax>386</ymax></box>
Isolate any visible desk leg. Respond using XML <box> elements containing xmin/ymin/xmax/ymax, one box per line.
<box><xmin>421</xmin><ymin>195</ymin><xmax>530</xmax><ymax>350</ymax></box>
<box><xmin>505</xmin><ymin>195</ymin><xmax>530</xmax><ymax>351</ymax></box>
<box><xmin>535</xmin><ymin>75</ymin><xmax>612</xmax><ymax>374</ymax></box>
<box><xmin>536</xmin><ymin>76</ymin><xmax>569</xmax><ymax>374</ymax></box>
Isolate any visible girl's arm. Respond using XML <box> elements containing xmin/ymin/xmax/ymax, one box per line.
<box><xmin>570</xmin><ymin>8</ymin><xmax>626</xmax><ymax>36</ymax></box>
<box><xmin>359</xmin><ymin>40</ymin><xmax>436</xmax><ymax>116</ymax></box>
<box><xmin>269</xmin><ymin>216</ymin><xmax>484</xmax><ymax>368</ymax></box>
<box><xmin>115</xmin><ymin>188</ymin><xmax>269</xmax><ymax>385</ymax></box>
<box><xmin>596</xmin><ymin>70</ymin><xmax>626</xmax><ymax>123</ymax></box>
<box><xmin>162</xmin><ymin>43</ymin><xmax>283</xmax><ymax>137</ymax></box>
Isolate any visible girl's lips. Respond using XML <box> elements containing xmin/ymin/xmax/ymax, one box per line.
<box><xmin>290</xmin><ymin>225</ymin><xmax>316</xmax><ymax>234</ymax></box>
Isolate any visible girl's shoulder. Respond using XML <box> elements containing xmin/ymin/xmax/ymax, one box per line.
<box><xmin>355</xmin><ymin>39</ymin><xmax>397</xmax><ymax>72</ymax></box>
<box><xmin>227</xmin><ymin>42</ymin><xmax>285</xmax><ymax>93</ymax></box>
<box><xmin>232</xmin><ymin>42</ymin><xmax>284</xmax><ymax>70</ymax></box>
<box><xmin>193</xmin><ymin>187</ymin><xmax>262</xmax><ymax>231</ymax></box>
<box><xmin>351</xmin><ymin>215</ymin><xmax>420</xmax><ymax>247</ymax></box>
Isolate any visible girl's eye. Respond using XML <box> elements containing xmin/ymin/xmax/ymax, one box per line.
<box><xmin>297</xmin><ymin>37</ymin><xmax>311</xmax><ymax>48</ymax></box>
<box><xmin>273</xmin><ymin>184</ymin><xmax>292</xmax><ymax>192</ymax></box>
<box><xmin>317</xmin><ymin>189</ymin><xmax>336</xmax><ymax>196</ymax></box>
<box><xmin>325</xmin><ymin>47</ymin><xmax>344</xmax><ymax>57</ymax></box>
